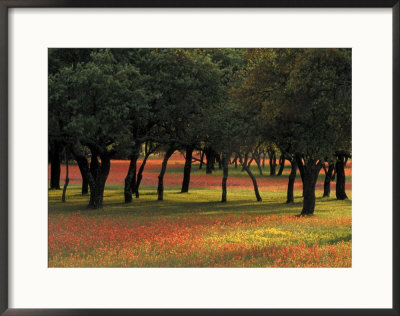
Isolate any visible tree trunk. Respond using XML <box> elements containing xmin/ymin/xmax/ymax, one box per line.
<box><xmin>300</xmin><ymin>162</ymin><xmax>322</xmax><ymax>216</ymax></box>
<box><xmin>335</xmin><ymin>154</ymin><xmax>348</xmax><ymax>200</ymax></box>
<box><xmin>157</xmin><ymin>147</ymin><xmax>175</xmax><ymax>201</ymax></box>
<box><xmin>76</xmin><ymin>155</ymin><xmax>89</xmax><ymax>195</ymax></box>
<box><xmin>79</xmin><ymin>151</ymin><xmax>98</xmax><ymax>196</ymax></box>
<box><xmin>205</xmin><ymin>147</ymin><xmax>214</xmax><ymax>174</ymax></box>
<box><xmin>286</xmin><ymin>159</ymin><xmax>297</xmax><ymax>203</ymax></box>
<box><xmin>295</xmin><ymin>154</ymin><xmax>305</xmax><ymax>197</ymax></box>
<box><xmin>215</xmin><ymin>154</ymin><xmax>222</xmax><ymax>169</ymax></box>
<box><xmin>181</xmin><ymin>146</ymin><xmax>194</xmax><ymax>193</ymax></box>
<box><xmin>254</xmin><ymin>156</ymin><xmax>263</xmax><ymax>175</ymax></box>
<box><xmin>221</xmin><ymin>154</ymin><xmax>229</xmax><ymax>202</ymax></box>
<box><xmin>268</xmin><ymin>150</ymin><xmax>276</xmax><ymax>176</ymax></box>
<box><xmin>135</xmin><ymin>152</ymin><xmax>150</xmax><ymax>198</ymax></box>
<box><xmin>72</xmin><ymin>148</ymin><xmax>96</xmax><ymax>208</ymax></box>
<box><xmin>89</xmin><ymin>153</ymin><xmax>111</xmax><ymax>209</ymax></box>
<box><xmin>61</xmin><ymin>150</ymin><xmax>69</xmax><ymax>202</ymax></box>
<box><xmin>124</xmin><ymin>145</ymin><xmax>140</xmax><ymax>203</ymax></box>
<box><xmin>244</xmin><ymin>166</ymin><xmax>262</xmax><ymax>202</ymax></box>
<box><xmin>323</xmin><ymin>164</ymin><xmax>335</xmax><ymax>197</ymax></box>
<box><xmin>199</xmin><ymin>150</ymin><xmax>205</xmax><ymax>170</ymax></box>
<box><xmin>277</xmin><ymin>154</ymin><xmax>285</xmax><ymax>176</ymax></box>
<box><xmin>81</xmin><ymin>178</ymin><xmax>88</xmax><ymax>195</ymax></box>
<box><xmin>296</xmin><ymin>155</ymin><xmax>305</xmax><ymax>184</ymax></box>
<box><xmin>262</xmin><ymin>153</ymin><xmax>266</xmax><ymax>169</ymax></box>
<box><xmin>90</xmin><ymin>149</ymin><xmax>99</xmax><ymax>179</ymax></box>
<box><xmin>247</xmin><ymin>157</ymin><xmax>254</xmax><ymax>168</ymax></box>
<box><xmin>50</xmin><ymin>141</ymin><xmax>61</xmax><ymax>189</ymax></box>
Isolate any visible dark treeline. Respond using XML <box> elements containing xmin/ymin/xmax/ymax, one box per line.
<box><xmin>49</xmin><ymin>48</ymin><xmax>351</xmax><ymax>215</ymax></box>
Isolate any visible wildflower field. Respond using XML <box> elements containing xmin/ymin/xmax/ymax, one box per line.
<box><xmin>49</xmin><ymin>154</ymin><xmax>352</xmax><ymax>268</ymax></box>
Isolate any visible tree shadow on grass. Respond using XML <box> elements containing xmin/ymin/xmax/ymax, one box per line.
<box><xmin>324</xmin><ymin>234</ymin><xmax>352</xmax><ymax>245</ymax></box>
<box><xmin>49</xmin><ymin>186</ymin><xmax>351</xmax><ymax>219</ymax></box>
<box><xmin>51</xmin><ymin>198</ymin><xmax>305</xmax><ymax>218</ymax></box>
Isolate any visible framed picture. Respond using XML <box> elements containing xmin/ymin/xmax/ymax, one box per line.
<box><xmin>0</xmin><ymin>1</ymin><xmax>398</xmax><ymax>315</ymax></box>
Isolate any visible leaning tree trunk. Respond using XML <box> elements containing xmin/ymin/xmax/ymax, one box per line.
<box><xmin>89</xmin><ymin>153</ymin><xmax>111</xmax><ymax>209</ymax></box>
<box><xmin>300</xmin><ymin>162</ymin><xmax>322</xmax><ymax>216</ymax></box>
<box><xmin>244</xmin><ymin>166</ymin><xmax>262</xmax><ymax>202</ymax></box>
<box><xmin>135</xmin><ymin>152</ymin><xmax>151</xmax><ymax>198</ymax></box>
<box><xmin>50</xmin><ymin>141</ymin><xmax>61</xmax><ymax>189</ymax></box>
<box><xmin>323</xmin><ymin>164</ymin><xmax>335</xmax><ymax>197</ymax></box>
<box><xmin>72</xmin><ymin>148</ymin><xmax>96</xmax><ymax>208</ymax></box>
<box><xmin>199</xmin><ymin>150</ymin><xmax>205</xmax><ymax>170</ymax></box>
<box><xmin>286</xmin><ymin>160</ymin><xmax>297</xmax><ymax>204</ymax></box>
<box><xmin>124</xmin><ymin>156</ymin><xmax>138</xmax><ymax>203</ymax></box>
<box><xmin>157</xmin><ymin>147</ymin><xmax>175</xmax><ymax>201</ymax></box>
<box><xmin>221</xmin><ymin>154</ymin><xmax>229</xmax><ymax>203</ymax></box>
<box><xmin>241</xmin><ymin>155</ymin><xmax>253</xmax><ymax>172</ymax></box>
<box><xmin>335</xmin><ymin>154</ymin><xmax>348</xmax><ymax>200</ymax></box>
<box><xmin>124</xmin><ymin>145</ymin><xmax>140</xmax><ymax>203</ymax></box>
<box><xmin>61</xmin><ymin>150</ymin><xmax>69</xmax><ymax>202</ymax></box>
<box><xmin>277</xmin><ymin>154</ymin><xmax>285</xmax><ymax>176</ymax></box>
<box><xmin>181</xmin><ymin>146</ymin><xmax>194</xmax><ymax>193</ymax></box>
<box><xmin>254</xmin><ymin>155</ymin><xmax>263</xmax><ymax>175</ymax></box>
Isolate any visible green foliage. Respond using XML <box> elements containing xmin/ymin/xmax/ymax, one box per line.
<box><xmin>48</xmin><ymin>48</ymin><xmax>352</xmax><ymax>210</ymax></box>
<box><xmin>49</xmin><ymin>49</ymin><xmax>143</xmax><ymax>154</ymax></box>
<box><xmin>235</xmin><ymin>48</ymin><xmax>351</xmax><ymax>162</ymax></box>
<box><xmin>50</xmin><ymin>48</ymin><xmax>351</xmax><ymax>161</ymax></box>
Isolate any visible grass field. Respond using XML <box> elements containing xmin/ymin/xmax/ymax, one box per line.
<box><xmin>48</xmin><ymin>154</ymin><xmax>352</xmax><ymax>268</ymax></box>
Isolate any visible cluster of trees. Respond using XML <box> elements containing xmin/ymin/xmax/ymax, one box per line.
<box><xmin>49</xmin><ymin>48</ymin><xmax>351</xmax><ymax>216</ymax></box>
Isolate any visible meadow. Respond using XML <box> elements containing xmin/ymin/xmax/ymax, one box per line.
<box><xmin>48</xmin><ymin>153</ymin><xmax>352</xmax><ymax>268</ymax></box>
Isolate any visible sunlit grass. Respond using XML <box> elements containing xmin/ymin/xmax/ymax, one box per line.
<box><xmin>49</xmin><ymin>184</ymin><xmax>351</xmax><ymax>268</ymax></box>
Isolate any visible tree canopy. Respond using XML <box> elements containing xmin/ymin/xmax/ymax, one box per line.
<box><xmin>49</xmin><ymin>48</ymin><xmax>351</xmax><ymax>215</ymax></box>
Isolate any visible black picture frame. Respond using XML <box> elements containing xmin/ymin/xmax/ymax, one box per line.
<box><xmin>0</xmin><ymin>1</ymin><xmax>399</xmax><ymax>315</ymax></box>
